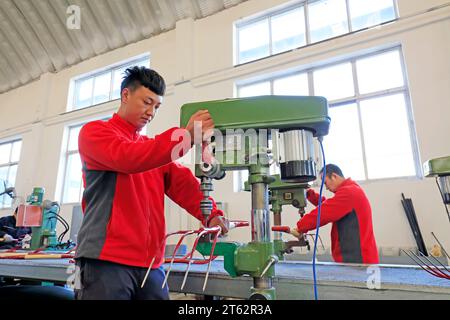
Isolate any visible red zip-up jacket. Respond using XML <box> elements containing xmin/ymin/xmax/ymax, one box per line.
<box><xmin>297</xmin><ymin>179</ymin><xmax>379</xmax><ymax>264</ymax></box>
<box><xmin>75</xmin><ymin>113</ymin><xmax>223</xmax><ymax>268</ymax></box>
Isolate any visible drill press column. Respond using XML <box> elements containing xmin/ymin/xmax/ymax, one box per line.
<box><xmin>251</xmin><ymin>174</ymin><xmax>272</xmax><ymax>293</ymax></box>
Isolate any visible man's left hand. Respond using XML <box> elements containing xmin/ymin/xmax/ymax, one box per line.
<box><xmin>290</xmin><ymin>228</ymin><xmax>304</xmax><ymax>239</ymax></box>
<box><xmin>207</xmin><ymin>216</ymin><xmax>229</xmax><ymax>236</ymax></box>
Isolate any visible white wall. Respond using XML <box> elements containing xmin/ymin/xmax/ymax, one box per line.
<box><xmin>0</xmin><ymin>0</ymin><xmax>449</xmax><ymax>255</ymax></box>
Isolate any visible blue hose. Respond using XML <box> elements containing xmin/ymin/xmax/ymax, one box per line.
<box><xmin>312</xmin><ymin>139</ymin><xmax>326</xmax><ymax>300</ymax></box>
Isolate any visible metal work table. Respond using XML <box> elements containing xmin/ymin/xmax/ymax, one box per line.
<box><xmin>0</xmin><ymin>258</ymin><xmax>449</xmax><ymax>299</ymax></box>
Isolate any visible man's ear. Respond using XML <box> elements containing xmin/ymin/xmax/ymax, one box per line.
<box><xmin>121</xmin><ymin>88</ymin><xmax>130</xmax><ymax>103</ymax></box>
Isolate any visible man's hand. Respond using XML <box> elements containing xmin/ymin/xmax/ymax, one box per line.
<box><xmin>306</xmin><ymin>189</ymin><xmax>316</xmax><ymax>203</ymax></box>
<box><xmin>207</xmin><ymin>216</ymin><xmax>229</xmax><ymax>236</ymax></box>
<box><xmin>290</xmin><ymin>228</ymin><xmax>303</xmax><ymax>239</ymax></box>
<box><xmin>185</xmin><ymin>110</ymin><xmax>214</xmax><ymax>144</ymax></box>
<box><xmin>2</xmin><ymin>234</ymin><xmax>14</xmax><ymax>243</ymax></box>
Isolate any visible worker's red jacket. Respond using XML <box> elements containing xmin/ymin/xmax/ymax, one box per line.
<box><xmin>75</xmin><ymin>113</ymin><xmax>223</xmax><ymax>268</ymax></box>
<box><xmin>297</xmin><ymin>179</ymin><xmax>379</xmax><ymax>264</ymax></box>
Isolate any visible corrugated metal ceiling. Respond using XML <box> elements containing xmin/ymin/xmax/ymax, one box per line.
<box><xmin>0</xmin><ymin>0</ymin><xmax>247</xmax><ymax>94</ymax></box>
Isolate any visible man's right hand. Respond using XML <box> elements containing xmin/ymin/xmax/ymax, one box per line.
<box><xmin>306</xmin><ymin>189</ymin><xmax>316</xmax><ymax>203</ymax></box>
<box><xmin>2</xmin><ymin>234</ymin><xmax>14</xmax><ymax>243</ymax></box>
<box><xmin>185</xmin><ymin>110</ymin><xmax>214</xmax><ymax>144</ymax></box>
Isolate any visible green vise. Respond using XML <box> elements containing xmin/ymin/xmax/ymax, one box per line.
<box><xmin>196</xmin><ymin>241</ymin><xmax>276</xmax><ymax>278</ymax></box>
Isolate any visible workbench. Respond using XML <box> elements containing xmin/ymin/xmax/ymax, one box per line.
<box><xmin>0</xmin><ymin>258</ymin><xmax>449</xmax><ymax>299</ymax></box>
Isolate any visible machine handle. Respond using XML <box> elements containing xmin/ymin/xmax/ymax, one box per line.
<box><xmin>260</xmin><ymin>255</ymin><xmax>279</xmax><ymax>278</ymax></box>
<box><xmin>272</xmin><ymin>226</ymin><xmax>290</xmax><ymax>233</ymax></box>
<box><xmin>229</xmin><ymin>220</ymin><xmax>249</xmax><ymax>229</ymax></box>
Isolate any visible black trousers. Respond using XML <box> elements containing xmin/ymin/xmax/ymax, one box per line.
<box><xmin>75</xmin><ymin>258</ymin><xmax>170</xmax><ymax>300</ymax></box>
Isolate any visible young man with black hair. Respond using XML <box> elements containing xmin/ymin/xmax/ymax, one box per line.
<box><xmin>0</xmin><ymin>207</ymin><xmax>31</xmax><ymax>249</ymax></box>
<box><xmin>295</xmin><ymin>164</ymin><xmax>379</xmax><ymax>264</ymax></box>
<box><xmin>75</xmin><ymin>66</ymin><xmax>229</xmax><ymax>299</ymax></box>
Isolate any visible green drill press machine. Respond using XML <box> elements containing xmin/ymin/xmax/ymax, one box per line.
<box><xmin>423</xmin><ymin>156</ymin><xmax>450</xmax><ymax>222</ymax></box>
<box><xmin>180</xmin><ymin>95</ymin><xmax>330</xmax><ymax>299</ymax></box>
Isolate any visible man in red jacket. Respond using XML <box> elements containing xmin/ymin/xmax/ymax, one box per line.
<box><xmin>75</xmin><ymin>66</ymin><xmax>228</xmax><ymax>300</ymax></box>
<box><xmin>295</xmin><ymin>164</ymin><xmax>378</xmax><ymax>264</ymax></box>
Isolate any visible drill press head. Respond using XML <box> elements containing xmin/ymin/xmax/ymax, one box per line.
<box><xmin>180</xmin><ymin>95</ymin><xmax>330</xmax><ymax>183</ymax></box>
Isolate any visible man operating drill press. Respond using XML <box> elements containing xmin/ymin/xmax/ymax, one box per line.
<box><xmin>295</xmin><ymin>164</ymin><xmax>378</xmax><ymax>264</ymax></box>
<box><xmin>75</xmin><ymin>66</ymin><xmax>229</xmax><ymax>300</ymax></box>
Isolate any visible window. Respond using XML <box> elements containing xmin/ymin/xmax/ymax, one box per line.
<box><xmin>61</xmin><ymin>125</ymin><xmax>84</xmax><ymax>204</ymax></box>
<box><xmin>236</xmin><ymin>47</ymin><xmax>418</xmax><ymax>183</ymax></box>
<box><xmin>0</xmin><ymin>139</ymin><xmax>22</xmax><ymax>208</ymax></box>
<box><xmin>309</xmin><ymin>0</ymin><xmax>348</xmax><ymax>43</ymax></box>
<box><xmin>235</xmin><ymin>0</ymin><xmax>397</xmax><ymax>64</ymax></box>
<box><xmin>70</xmin><ymin>56</ymin><xmax>150</xmax><ymax>111</ymax></box>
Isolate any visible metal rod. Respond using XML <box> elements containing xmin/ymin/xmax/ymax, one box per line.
<box><xmin>161</xmin><ymin>230</ymin><xmax>196</xmax><ymax>289</ymax></box>
<box><xmin>202</xmin><ymin>226</ymin><xmax>221</xmax><ymax>292</ymax></box>
<box><xmin>273</xmin><ymin>211</ymin><xmax>282</xmax><ymax>241</ymax></box>
<box><xmin>140</xmin><ymin>257</ymin><xmax>155</xmax><ymax>288</ymax></box>
<box><xmin>427</xmin><ymin>254</ymin><xmax>450</xmax><ymax>274</ymax></box>
<box><xmin>250</xmin><ymin>165</ymin><xmax>273</xmax><ymax>291</ymax></box>
<box><xmin>412</xmin><ymin>251</ymin><xmax>450</xmax><ymax>279</ymax></box>
<box><xmin>180</xmin><ymin>260</ymin><xmax>193</xmax><ymax>290</ymax></box>
<box><xmin>418</xmin><ymin>251</ymin><xmax>450</xmax><ymax>276</ymax></box>
<box><xmin>401</xmin><ymin>249</ymin><xmax>445</xmax><ymax>279</ymax></box>
<box><xmin>251</xmin><ymin>182</ymin><xmax>270</xmax><ymax>242</ymax></box>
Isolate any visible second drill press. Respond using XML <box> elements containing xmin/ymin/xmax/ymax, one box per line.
<box><xmin>180</xmin><ymin>95</ymin><xmax>330</xmax><ymax>299</ymax></box>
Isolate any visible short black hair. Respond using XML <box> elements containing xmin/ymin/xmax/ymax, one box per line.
<box><xmin>319</xmin><ymin>164</ymin><xmax>344</xmax><ymax>178</ymax></box>
<box><xmin>120</xmin><ymin>66</ymin><xmax>166</xmax><ymax>97</ymax></box>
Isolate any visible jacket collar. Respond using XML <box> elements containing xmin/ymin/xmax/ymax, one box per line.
<box><xmin>337</xmin><ymin>178</ymin><xmax>355</xmax><ymax>191</ymax></box>
<box><xmin>110</xmin><ymin>113</ymin><xmax>140</xmax><ymax>137</ymax></box>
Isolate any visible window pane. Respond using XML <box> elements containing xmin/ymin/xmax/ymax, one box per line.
<box><xmin>356</xmin><ymin>50</ymin><xmax>404</xmax><ymax>94</ymax></box>
<box><xmin>271</xmin><ymin>7</ymin><xmax>306</xmax><ymax>54</ymax></box>
<box><xmin>0</xmin><ymin>166</ymin><xmax>8</xmax><ymax>207</ymax></box>
<box><xmin>0</xmin><ymin>166</ymin><xmax>8</xmax><ymax>183</ymax></box>
<box><xmin>136</xmin><ymin>59</ymin><xmax>150</xmax><ymax>68</ymax></box>
<box><xmin>7</xmin><ymin>165</ymin><xmax>17</xmax><ymax>186</ymax></box>
<box><xmin>313</xmin><ymin>63</ymin><xmax>354</xmax><ymax>101</ymax></box>
<box><xmin>3</xmin><ymin>165</ymin><xmax>17</xmax><ymax>207</ymax></box>
<box><xmin>309</xmin><ymin>0</ymin><xmax>349</xmax><ymax>43</ymax></box>
<box><xmin>273</xmin><ymin>73</ymin><xmax>309</xmax><ymax>96</ymax></box>
<box><xmin>349</xmin><ymin>0</ymin><xmax>395</xmax><ymax>31</ymax></box>
<box><xmin>238</xmin><ymin>82</ymin><xmax>271</xmax><ymax>98</ymax></box>
<box><xmin>238</xmin><ymin>19</ymin><xmax>270</xmax><ymax>64</ymax></box>
<box><xmin>360</xmin><ymin>94</ymin><xmax>416</xmax><ymax>179</ymax></box>
<box><xmin>111</xmin><ymin>66</ymin><xmax>127</xmax><ymax>100</ymax></box>
<box><xmin>93</xmin><ymin>72</ymin><xmax>112</xmax><ymax>105</ymax></box>
<box><xmin>68</xmin><ymin>126</ymin><xmax>82</xmax><ymax>152</ymax></box>
<box><xmin>11</xmin><ymin>141</ymin><xmax>22</xmax><ymax>162</ymax></box>
<box><xmin>324</xmin><ymin>103</ymin><xmax>365</xmax><ymax>180</ymax></box>
<box><xmin>0</xmin><ymin>143</ymin><xmax>11</xmax><ymax>164</ymax></box>
<box><xmin>74</xmin><ymin>77</ymin><xmax>93</xmax><ymax>109</ymax></box>
<box><xmin>63</xmin><ymin>153</ymin><xmax>83</xmax><ymax>203</ymax></box>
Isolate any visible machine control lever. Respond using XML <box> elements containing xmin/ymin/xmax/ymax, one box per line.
<box><xmin>260</xmin><ymin>255</ymin><xmax>279</xmax><ymax>278</ymax></box>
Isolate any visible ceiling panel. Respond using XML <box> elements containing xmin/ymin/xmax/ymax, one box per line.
<box><xmin>0</xmin><ymin>0</ymin><xmax>247</xmax><ymax>94</ymax></box>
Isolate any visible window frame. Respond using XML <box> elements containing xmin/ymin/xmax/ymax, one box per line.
<box><xmin>235</xmin><ymin>0</ymin><xmax>398</xmax><ymax>65</ymax></box>
<box><xmin>235</xmin><ymin>46</ymin><xmax>421</xmax><ymax>185</ymax></box>
<box><xmin>60</xmin><ymin>124</ymin><xmax>85</xmax><ymax>205</ymax></box>
<box><xmin>69</xmin><ymin>55</ymin><xmax>150</xmax><ymax>112</ymax></box>
<box><xmin>0</xmin><ymin>139</ymin><xmax>21</xmax><ymax>209</ymax></box>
